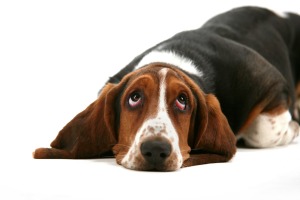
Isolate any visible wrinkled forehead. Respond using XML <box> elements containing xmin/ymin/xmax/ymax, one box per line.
<box><xmin>127</xmin><ymin>63</ymin><xmax>186</xmax><ymax>84</ymax></box>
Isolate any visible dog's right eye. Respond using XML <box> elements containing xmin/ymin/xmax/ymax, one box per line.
<box><xmin>128</xmin><ymin>92</ymin><xmax>142</xmax><ymax>108</ymax></box>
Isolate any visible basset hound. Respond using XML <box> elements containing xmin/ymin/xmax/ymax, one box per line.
<box><xmin>33</xmin><ymin>6</ymin><xmax>300</xmax><ymax>171</ymax></box>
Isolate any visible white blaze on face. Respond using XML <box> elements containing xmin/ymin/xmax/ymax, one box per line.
<box><xmin>121</xmin><ymin>68</ymin><xmax>183</xmax><ymax>170</ymax></box>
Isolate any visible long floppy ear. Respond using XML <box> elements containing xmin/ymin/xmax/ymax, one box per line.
<box><xmin>33</xmin><ymin>81</ymin><xmax>126</xmax><ymax>159</ymax></box>
<box><xmin>183</xmin><ymin>93</ymin><xmax>236</xmax><ymax>167</ymax></box>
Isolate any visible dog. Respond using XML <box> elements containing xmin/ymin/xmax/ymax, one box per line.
<box><xmin>34</xmin><ymin>6</ymin><xmax>300</xmax><ymax>171</ymax></box>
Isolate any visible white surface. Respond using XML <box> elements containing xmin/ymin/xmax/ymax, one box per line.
<box><xmin>0</xmin><ymin>1</ymin><xmax>300</xmax><ymax>200</ymax></box>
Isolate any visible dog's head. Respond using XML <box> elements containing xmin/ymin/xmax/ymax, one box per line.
<box><xmin>34</xmin><ymin>63</ymin><xmax>236</xmax><ymax>171</ymax></box>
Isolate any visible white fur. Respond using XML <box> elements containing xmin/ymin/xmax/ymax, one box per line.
<box><xmin>121</xmin><ymin>68</ymin><xmax>182</xmax><ymax>170</ymax></box>
<box><xmin>275</xmin><ymin>11</ymin><xmax>288</xmax><ymax>19</ymax></box>
<box><xmin>135</xmin><ymin>50</ymin><xmax>203</xmax><ymax>77</ymax></box>
<box><xmin>241</xmin><ymin>111</ymin><xmax>299</xmax><ymax>148</ymax></box>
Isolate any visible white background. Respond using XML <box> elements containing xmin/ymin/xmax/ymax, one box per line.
<box><xmin>0</xmin><ymin>1</ymin><xmax>299</xmax><ymax>200</ymax></box>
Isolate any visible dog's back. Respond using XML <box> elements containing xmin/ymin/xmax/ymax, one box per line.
<box><xmin>198</xmin><ymin>7</ymin><xmax>300</xmax><ymax>125</ymax></box>
<box><xmin>286</xmin><ymin>12</ymin><xmax>300</xmax><ymax>89</ymax></box>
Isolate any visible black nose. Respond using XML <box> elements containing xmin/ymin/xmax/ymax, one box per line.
<box><xmin>140</xmin><ymin>139</ymin><xmax>171</xmax><ymax>164</ymax></box>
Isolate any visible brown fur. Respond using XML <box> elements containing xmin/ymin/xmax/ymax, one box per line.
<box><xmin>177</xmin><ymin>74</ymin><xmax>237</xmax><ymax>167</ymax></box>
<box><xmin>34</xmin><ymin>80</ymin><xmax>128</xmax><ymax>159</ymax></box>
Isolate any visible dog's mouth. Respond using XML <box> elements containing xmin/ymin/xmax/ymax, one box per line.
<box><xmin>120</xmin><ymin>151</ymin><xmax>183</xmax><ymax>171</ymax></box>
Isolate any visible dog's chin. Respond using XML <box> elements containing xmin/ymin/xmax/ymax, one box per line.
<box><xmin>121</xmin><ymin>157</ymin><xmax>182</xmax><ymax>171</ymax></box>
<box><xmin>123</xmin><ymin>163</ymin><xmax>181</xmax><ymax>172</ymax></box>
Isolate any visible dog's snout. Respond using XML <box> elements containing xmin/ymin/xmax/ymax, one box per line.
<box><xmin>140</xmin><ymin>138</ymin><xmax>171</xmax><ymax>165</ymax></box>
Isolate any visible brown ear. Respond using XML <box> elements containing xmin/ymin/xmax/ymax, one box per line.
<box><xmin>184</xmin><ymin>94</ymin><xmax>236</xmax><ymax>167</ymax></box>
<box><xmin>33</xmin><ymin>81</ymin><xmax>125</xmax><ymax>159</ymax></box>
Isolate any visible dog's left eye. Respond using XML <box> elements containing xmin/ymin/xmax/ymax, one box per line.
<box><xmin>175</xmin><ymin>93</ymin><xmax>188</xmax><ymax>111</ymax></box>
<box><xmin>128</xmin><ymin>92</ymin><xmax>142</xmax><ymax>108</ymax></box>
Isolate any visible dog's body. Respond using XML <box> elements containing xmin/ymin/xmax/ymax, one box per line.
<box><xmin>34</xmin><ymin>7</ymin><xmax>300</xmax><ymax>171</ymax></box>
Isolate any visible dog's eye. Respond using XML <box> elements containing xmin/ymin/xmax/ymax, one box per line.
<box><xmin>175</xmin><ymin>93</ymin><xmax>188</xmax><ymax>111</ymax></box>
<box><xmin>129</xmin><ymin>92</ymin><xmax>142</xmax><ymax>108</ymax></box>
